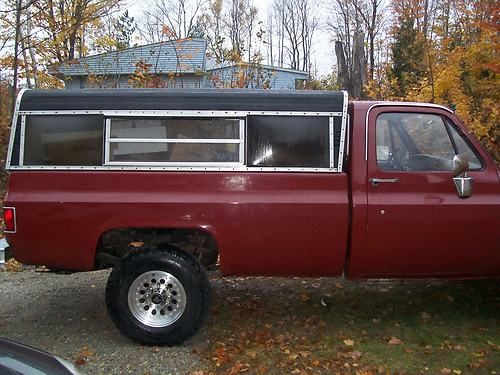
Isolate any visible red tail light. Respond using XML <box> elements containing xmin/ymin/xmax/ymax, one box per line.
<box><xmin>3</xmin><ymin>207</ymin><xmax>16</xmax><ymax>232</ymax></box>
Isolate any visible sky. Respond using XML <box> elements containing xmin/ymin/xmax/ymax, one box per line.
<box><xmin>125</xmin><ymin>0</ymin><xmax>335</xmax><ymax>75</ymax></box>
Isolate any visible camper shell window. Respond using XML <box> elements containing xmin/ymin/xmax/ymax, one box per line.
<box><xmin>247</xmin><ymin>116</ymin><xmax>330</xmax><ymax>168</ymax></box>
<box><xmin>106</xmin><ymin>118</ymin><xmax>243</xmax><ymax>165</ymax></box>
<box><xmin>23</xmin><ymin>115</ymin><xmax>103</xmax><ymax>166</ymax></box>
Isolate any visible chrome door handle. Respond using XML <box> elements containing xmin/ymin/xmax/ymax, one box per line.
<box><xmin>369</xmin><ymin>178</ymin><xmax>399</xmax><ymax>185</ymax></box>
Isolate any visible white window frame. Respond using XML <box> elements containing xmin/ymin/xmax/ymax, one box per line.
<box><xmin>105</xmin><ymin>117</ymin><xmax>245</xmax><ymax>167</ymax></box>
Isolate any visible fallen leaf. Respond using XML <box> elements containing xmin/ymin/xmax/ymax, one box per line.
<box><xmin>300</xmin><ymin>293</ymin><xmax>310</xmax><ymax>302</ymax></box>
<box><xmin>345</xmin><ymin>350</ymin><xmax>361</xmax><ymax>361</ymax></box>
<box><xmin>276</xmin><ymin>334</ymin><xmax>286</xmax><ymax>343</ymax></box>
<box><xmin>289</xmin><ymin>353</ymin><xmax>299</xmax><ymax>361</ymax></box>
<box><xmin>74</xmin><ymin>358</ymin><xmax>86</xmax><ymax>366</ymax></box>
<box><xmin>343</xmin><ymin>339</ymin><xmax>355</xmax><ymax>346</ymax></box>
<box><xmin>298</xmin><ymin>351</ymin><xmax>310</xmax><ymax>358</ymax></box>
<box><xmin>388</xmin><ymin>337</ymin><xmax>402</xmax><ymax>345</ymax></box>
<box><xmin>227</xmin><ymin>362</ymin><xmax>242</xmax><ymax>375</ymax></box>
<box><xmin>213</xmin><ymin>347</ymin><xmax>229</xmax><ymax>366</ymax></box>
<box><xmin>440</xmin><ymin>368</ymin><xmax>452</xmax><ymax>375</ymax></box>
<box><xmin>311</xmin><ymin>359</ymin><xmax>320</xmax><ymax>367</ymax></box>
<box><xmin>245</xmin><ymin>350</ymin><xmax>257</xmax><ymax>358</ymax></box>
<box><xmin>5</xmin><ymin>258</ymin><xmax>23</xmax><ymax>272</ymax></box>
<box><xmin>452</xmin><ymin>370</ymin><xmax>461</xmax><ymax>375</ymax></box>
<box><xmin>487</xmin><ymin>341</ymin><xmax>499</xmax><ymax>350</ymax></box>
<box><xmin>291</xmin><ymin>369</ymin><xmax>301</xmax><ymax>374</ymax></box>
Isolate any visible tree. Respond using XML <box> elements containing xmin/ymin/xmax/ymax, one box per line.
<box><xmin>139</xmin><ymin>0</ymin><xmax>206</xmax><ymax>42</ymax></box>
<box><xmin>327</xmin><ymin>0</ymin><xmax>386</xmax><ymax>97</ymax></box>
<box><xmin>114</xmin><ymin>10</ymin><xmax>136</xmax><ymax>49</ymax></box>
<box><xmin>268</xmin><ymin>0</ymin><xmax>318</xmax><ymax>71</ymax></box>
<box><xmin>33</xmin><ymin>0</ymin><xmax>124</xmax><ymax>63</ymax></box>
<box><xmin>388</xmin><ymin>16</ymin><xmax>426</xmax><ymax>97</ymax></box>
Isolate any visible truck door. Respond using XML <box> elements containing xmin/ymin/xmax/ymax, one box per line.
<box><xmin>364</xmin><ymin>106</ymin><xmax>500</xmax><ymax>277</ymax></box>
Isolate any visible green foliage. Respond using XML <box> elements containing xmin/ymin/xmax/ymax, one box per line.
<box><xmin>388</xmin><ymin>17</ymin><xmax>427</xmax><ymax>97</ymax></box>
<box><xmin>114</xmin><ymin>11</ymin><xmax>136</xmax><ymax>50</ymax></box>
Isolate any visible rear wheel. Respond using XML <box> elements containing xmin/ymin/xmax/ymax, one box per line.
<box><xmin>106</xmin><ymin>246</ymin><xmax>210</xmax><ymax>345</ymax></box>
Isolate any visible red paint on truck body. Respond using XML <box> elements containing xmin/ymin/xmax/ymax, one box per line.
<box><xmin>4</xmin><ymin>171</ymin><xmax>350</xmax><ymax>276</ymax></box>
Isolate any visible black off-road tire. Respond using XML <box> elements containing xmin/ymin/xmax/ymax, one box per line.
<box><xmin>105</xmin><ymin>246</ymin><xmax>210</xmax><ymax>346</ymax></box>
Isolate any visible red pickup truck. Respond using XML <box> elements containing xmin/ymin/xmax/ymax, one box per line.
<box><xmin>2</xmin><ymin>89</ymin><xmax>499</xmax><ymax>345</ymax></box>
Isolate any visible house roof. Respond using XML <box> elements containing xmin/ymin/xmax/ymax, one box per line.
<box><xmin>52</xmin><ymin>38</ymin><xmax>207</xmax><ymax>77</ymax></box>
<box><xmin>205</xmin><ymin>59</ymin><xmax>308</xmax><ymax>76</ymax></box>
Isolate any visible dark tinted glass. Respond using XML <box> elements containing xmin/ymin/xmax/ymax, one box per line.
<box><xmin>24</xmin><ymin>115</ymin><xmax>103</xmax><ymax>166</ymax></box>
<box><xmin>247</xmin><ymin>116</ymin><xmax>329</xmax><ymax>168</ymax></box>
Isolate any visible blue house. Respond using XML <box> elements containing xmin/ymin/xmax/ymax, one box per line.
<box><xmin>51</xmin><ymin>38</ymin><xmax>308</xmax><ymax>90</ymax></box>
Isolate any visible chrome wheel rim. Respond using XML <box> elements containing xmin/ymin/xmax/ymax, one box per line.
<box><xmin>127</xmin><ymin>271</ymin><xmax>186</xmax><ymax>328</ymax></box>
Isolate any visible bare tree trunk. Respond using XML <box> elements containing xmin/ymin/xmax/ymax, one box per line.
<box><xmin>26</xmin><ymin>6</ymin><xmax>38</xmax><ymax>88</ymax></box>
<box><xmin>11</xmin><ymin>0</ymin><xmax>22</xmax><ymax>113</ymax></box>
<box><xmin>19</xmin><ymin>27</ymin><xmax>32</xmax><ymax>89</ymax></box>
<box><xmin>335</xmin><ymin>41</ymin><xmax>349</xmax><ymax>90</ymax></box>
<box><xmin>351</xmin><ymin>31</ymin><xmax>366</xmax><ymax>98</ymax></box>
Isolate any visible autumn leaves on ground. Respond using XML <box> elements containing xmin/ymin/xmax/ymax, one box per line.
<box><xmin>1</xmin><ymin>264</ymin><xmax>499</xmax><ymax>374</ymax></box>
<box><xmin>189</xmin><ymin>275</ymin><xmax>499</xmax><ymax>374</ymax></box>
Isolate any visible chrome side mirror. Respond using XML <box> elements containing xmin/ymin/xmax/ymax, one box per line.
<box><xmin>452</xmin><ymin>154</ymin><xmax>469</xmax><ymax>177</ymax></box>
<box><xmin>452</xmin><ymin>155</ymin><xmax>474</xmax><ymax>199</ymax></box>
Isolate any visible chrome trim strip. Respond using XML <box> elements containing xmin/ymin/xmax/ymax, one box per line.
<box><xmin>8</xmin><ymin>165</ymin><xmax>337</xmax><ymax>172</ymax></box>
<box><xmin>0</xmin><ymin>238</ymin><xmax>8</xmax><ymax>266</ymax></box>
<box><xmin>2</xmin><ymin>206</ymin><xmax>17</xmax><ymax>234</ymax></box>
<box><xmin>104</xmin><ymin>118</ymin><xmax>111</xmax><ymax>165</ymax></box>
<box><xmin>329</xmin><ymin>116</ymin><xmax>334</xmax><ymax>168</ymax></box>
<box><xmin>364</xmin><ymin>102</ymin><xmax>454</xmax><ymax>161</ymax></box>
<box><xmin>6</xmin><ymin>89</ymin><xmax>29</xmax><ymax>169</ymax></box>
<box><xmin>107</xmin><ymin>138</ymin><xmax>242</xmax><ymax>144</ymax></box>
<box><xmin>105</xmin><ymin>161</ymin><xmax>244</xmax><ymax>167</ymax></box>
<box><xmin>19</xmin><ymin>110</ymin><xmax>344</xmax><ymax>117</ymax></box>
<box><xmin>345</xmin><ymin>113</ymin><xmax>351</xmax><ymax>157</ymax></box>
<box><xmin>19</xmin><ymin>115</ymin><xmax>26</xmax><ymax>166</ymax></box>
<box><xmin>239</xmin><ymin>118</ymin><xmax>245</xmax><ymax>164</ymax></box>
<box><xmin>338</xmin><ymin>91</ymin><xmax>349</xmax><ymax>171</ymax></box>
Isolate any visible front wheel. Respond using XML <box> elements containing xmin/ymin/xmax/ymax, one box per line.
<box><xmin>105</xmin><ymin>247</ymin><xmax>210</xmax><ymax>345</ymax></box>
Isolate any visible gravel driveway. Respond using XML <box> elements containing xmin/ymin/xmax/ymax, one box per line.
<box><xmin>0</xmin><ymin>269</ymin><xmax>210</xmax><ymax>374</ymax></box>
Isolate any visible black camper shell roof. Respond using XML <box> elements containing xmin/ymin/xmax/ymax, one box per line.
<box><xmin>19</xmin><ymin>89</ymin><xmax>346</xmax><ymax>113</ymax></box>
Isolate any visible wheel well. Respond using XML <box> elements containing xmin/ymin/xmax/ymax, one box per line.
<box><xmin>95</xmin><ymin>228</ymin><xmax>219</xmax><ymax>270</ymax></box>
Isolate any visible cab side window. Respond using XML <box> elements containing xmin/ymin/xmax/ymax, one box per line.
<box><xmin>376</xmin><ymin>112</ymin><xmax>482</xmax><ymax>171</ymax></box>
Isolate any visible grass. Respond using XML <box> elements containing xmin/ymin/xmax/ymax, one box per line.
<box><xmin>196</xmin><ymin>276</ymin><xmax>499</xmax><ymax>374</ymax></box>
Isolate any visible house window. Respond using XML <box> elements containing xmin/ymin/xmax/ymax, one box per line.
<box><xmin>106</xmin><ymin>118</ymin><xmax>243</xmax><ymax>165</ymax></box>
<box><xmin>295</xmin><ymin>79</ymin><xmax>306</xmax><ymax>90</ymax></box>
<box><xmin>246</xmin><ymin>116</ymin><xmax>330</xmax><ymax>168</ymax></box>
<box><xmin>23</xmin><ymin>115</ymin><xmax>104</xmax><ymax>166</ymax></box>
